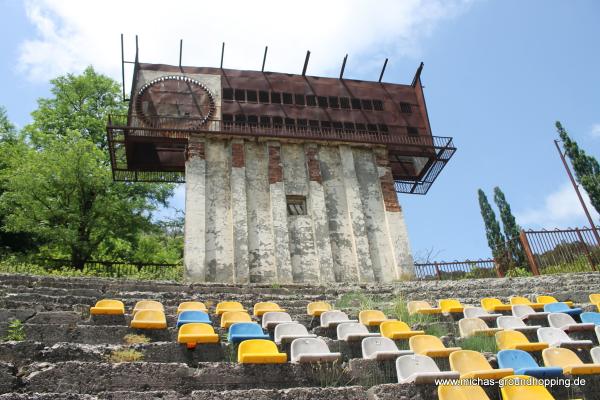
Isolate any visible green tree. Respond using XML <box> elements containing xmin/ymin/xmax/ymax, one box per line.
<box><xmin>493</xmin><ymin>187</ymin><xmax>526</xmax><ymax>267</ymax></box>
<box><xmin>478</xmin><ymin>189</ymin><xmax>509</xmax><ymax>274</ymax></box>
<box><xmin>556</xmin><ymin>121</ymin><xmax>600</xmax><ymax>216</ymax></box>
<box><xmin>0</xmin><ymin>106</ymin><xmax>15</xmax><ymax>139</ymax></box>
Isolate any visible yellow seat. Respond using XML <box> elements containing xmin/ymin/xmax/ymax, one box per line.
<box><xmin>439</xmin><ymin>299</ymin><xmax>465</xmax><ymax>314</ymax></box>
<box><xmin>215</xmin><ymin>301</ymin><xmax>245</xmax><ymax>316</ymax></box>
<box><xmin>496</xmin><ymin>330</ymin><xmax>549</xmax><ymax>352</ymax></box>
<box><xmin>438</xmin><ymin>383</ymin><xmax>491</xmax><ymax>400</ymax></box>
<box><xmin>409</xmin><ymin>335</ymin><xmax>461</xmax><ymax>358</ymax></box>
<box><xmin>177</xmin><ymin>323</ymin><xmax>219</xmax><ymax>349</ymax></box>
<box><xmin>358</xmin><ymin>310</ymin><xmax>389</xmax><ymax>326</ymax></box>
<box><xmin>481</xmin><ymin>297</ymin><xmax>512</xmax><ymax>312</ymax></box>
<box><xmin>307</xmin><ymin>301</ymin><xmax>332</xmax><ymax>317</ymax></box>
<box><xmin>130</xmin><ymin>309</ymin><xmax>167</xmax><ymax>329</ymax></box>
<box><xmin>407</xmin><ymin>301</ymin><xmax>442</xmax><ymax>315</ymax></box>
<box><xmin>237</xmin><ymin>339</ymin><xmax>287</xmax><ymax>364</ymax></box>
<box><xmin>536</xmin><ymin>295</ymin><xmax>573</xmax><ymax>308</ymax></box>
<box><xmin>90</xmin><ymin>299</ymin><xmax>124</xmax><ymax>315</ymax></box>
<box><xmin>510</xmin><ymin>296</ymin><xmax>544</xmax><ymax>310</ymax></box>
<box><xmin>450</xmin><ymin>350</ymin><xmax>513</xmax><ymax>380</ymax></box>
<box><xmin>380</xmin><ymin>320</ymin><xmax>425</xmax><ymax>340</ymax></box>
<box><xmin>132</xmin><ymin>300</ymin><xmax>164</xmax><ymax>315</ymax></box>
<box><xmin>500</xmin><ymin>375</ymin><xmax>557</xmax><ymax>400</ymax></box>
<box><xmin>220</xmin><ymin>311</ymin><xmax>252</xmax><ymax>328</ymax></box>
<box><xmin>253</xmin><ymin>302</ymin><xmax>285</xmax><ymax>317</ymax></box>
<box><xmin>542</xmin><ymin>347</ymin><xmax>600</xmax><ymax>375</ymax></box>
<box><xmin>458</xmin><ymin>317</ymin><xmax>503</xmax><ymax>338</ymax></box>
<box><xmin>590</xmin><ymin>294</ymin><xmax>600</xmax><ymax>309</ymax></box>
<box><xmin>177</xmin><ymin>301</ymin><xmax>207</xmax><ymax>314</ymax></box>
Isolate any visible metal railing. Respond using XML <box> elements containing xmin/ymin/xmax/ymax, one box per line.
<box><xmin>413</xmin><ymin>259</ymin><xmax>499</xmax><ymax>280</ymax></box>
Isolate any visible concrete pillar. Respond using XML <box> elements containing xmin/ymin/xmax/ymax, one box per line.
<box><xmin>230</xmin><ymin>140</ymin><xmax>249</xmax><ymax>283</ymax></box>
<box><xmin>184</xmin><ymin>137</ymin><xmax>206</xmax><ymax>282</ymax></box>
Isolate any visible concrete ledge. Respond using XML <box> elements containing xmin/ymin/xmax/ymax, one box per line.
<box><xmin>0</xmin><ymin>362</ymin><xmax>17</xmax><ymax>394</ymax></box>
<box><xmin>366</xmin><ymin>383</ymin><xmax>437</xmax><ymax>400</ymax></box>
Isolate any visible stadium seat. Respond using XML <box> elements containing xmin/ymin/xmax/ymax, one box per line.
<box><xmin>362</xmin><ymin>336</ymin><xmax>412</xmax><ymax>360</ymax></box>
<box><xmin>237</xmin><ymin>339</ymin><xmax>287</xmax><ymax>364</ymax></box>
<box><xmin>481</xmin><ymin>297</ymin><xmax>512</xmax><ymax>312</ymax></box>
<box><xmin>396</xmin><ymin>354</ymin><xmax>460</xmax><ymax>384</ymax></box>
<box><xmin>307</xmin><ymin>301</ymin><xmax>332</xmax><ymax>317</ymax></box>
<box><xmin>407</xmin><ymin>301</ymin><xmax>442</xmax><ymax>315</ymax></box>
<box><xmin>215</xmin><ymin>301</ymin><xmax>245</xmax><ymax>315</ymax></box>
<box><xmin>132</xmin><ymin>300</ymin><xmax>164</xmax><ymax>315</ymax></box>
<box><xmin>536</xmin><ymin>295</ymin><xmax>574</xmax><ymax>308</ymax></box>
<box><xmin>130</xmin><ymin>309</ymin><xmax>167</xmax><ymax>329</ymax></box>
<box><xmin>90</xmin><ymin>299</ymin><xmax>124</xmax><ymax>315</ymax></box>
<box><xmin>496</xmin><ymin>316</ymin><xmax>542</xmax><ymax>334</ymax></box>
<box><xmin>290</xmin><ymin>337</ymin><xmax>341</xmax><ymax>363</ymax></box>
<box><xmin>358</xmin><ymin>310</ymin><xmax>389</xmax><ymax>326</ymax></box>
<box><xmin>512</xmin><ymin>305</ymin><xmax>549</xmax><ymax>321</ymax></box>
<box><xmin>228</xmin><ymin>322</ymin><xmax>270</xmax><ymax>344</ymax></box>
<box><xmin>438</xmin><ymin>383</ymin><xmax>491</xmax><ymax>400</ymax></box>
<box><xmin>380</xmin><ymin>320</ymin><xmax>425</xmax><ymax>340</ymax></box>
<box><xmin>548</xmin><ymin>313</ymin><xmax>595</xmax><ymax>333</ymax></box>
<box><xmin>439</xmin><ymin>299</ymin><xmax>465</xmax><ymax>315</ymax></box>
<box><xmin>220</xmin><ymin>311</ymin><xmax>252</xmax><ymax>328</ymax></box>
<box><xmin>495</xmin><ymin>330</ymin><xmax>549</xmax><ymax>352</ymax></box>
<box><xmin>537</xmin><ymin>327</ymin><xmax>593</xmax><ymax>349</ymax></box>
<box><xmin>177</xmin><ymin>323</ymin><xmax>219</xmax><ymax>349</ymax></box>
<box><xmin>177</xmin><ymin>301</ymin><xmax>207</xmax><ymax>314</ymax></box>
<box><xmin>274</xmin><ymin>322</ymin><xmax>316</xmax><ymax>345</ymax></box>
<box><xmin>176</xmin><ymin>310</ymin><xmax>211</xmax><ymax>328</ymax></box>
<box><xmin>497</xmin><ymin>349</ymin><xmax>563</xmax><ymax>378</ymax></box>
<box><xmin>463</xmin><ymin>306</ymin><xmax>501</xmax><ymax>323</ymax></box>
<box><xmin>542</xmin><ymin>347</ymin><xmax>600</xmax><ymax>375</ymax></box>
<box><xmin>544</xmin><ymin>302</ymin><xmax>583</xmax><ymax>317</ymax></box>
<box><xmin>409</xmin><ymin>335</ymin><xmax>461</xmax><ymax>358</ymax></box>
<box><xmin>337</xmin><ymin>322</ymin><xmax>380</xmax><ymax>341</ymax></box>
<box><xmin>589</xmin><ymin>293</ymin><xmax>600</xmax><ymax>306</ymax></box>
<box><xmin>253</xmin><ymin>302</ymin><xmax>285</xmax><ymax>317</ymax></box>
<box><xmin>499</xmin><ymin>374</ymin><xmax>558</xmax><ymax>400</ymax></box>
<box><xmin>459</xmin><ymin>317</ymin><xmax>503</xmax><ymax>338</ymax></box>
<box><xmin>449</xmin><ymin>350</ymin><xmax>513</xmax><ymax>379</ymax></box>
<box><xmin>580</xmin><ymin>311</ymin><xmax>600</xmax><ymax>326</ymax></box>
<box><xmin>261</xmin><ymin>311</ymin><xmax>293</xmax><ymax>329</ymax></box>
<box><xmin>320</xmin><ymin>311</ymin><xmax>357</xmax><ymax>328</ymax></box>
<box><xmin>510</xmin><ymin>296</ymin><xmax>544</xmax><ymax>310</ymax></box>
<box><xmin>591</xmin><ymin>346</ymin><xmax>600</xmax><ymax>363</ymax></box>
<box><xmin>596</xmin><ymin>326</ymin><xmax>600</xmax><ymax>344</ymax></box>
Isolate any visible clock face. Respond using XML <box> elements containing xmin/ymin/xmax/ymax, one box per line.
<box><xmin>135</xmin><ymin>75</ymin><xmax>215</xmax><ymax>129</ymax></box>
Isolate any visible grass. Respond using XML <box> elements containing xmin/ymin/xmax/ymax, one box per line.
<box><xmin>123</xmin><ymin>334</ymin><xmax>151</xmax><ymax>345</ymax></box>
<box><xmin>308</xmin><ymin>360</ymin><xmax>354</xmax><ymax>387</ymax></box>
<box><xmin>3</xmin><ymin>319</ymin><xmax>25</xmax><ymax>341</ymax></box>
<box><xmin>335</xmin><ymin>292</ymin><xmax>377</xmax><ymax>310</ymax></box>
<box><xmin>108</xmin><ymin>348</ymin><xmax>144</xmax><ymax>363</ymax></box>
<box><xmin>459</xmin><ymin>334</ymin><xmax>497</xmax><ymax>353</ymax></box>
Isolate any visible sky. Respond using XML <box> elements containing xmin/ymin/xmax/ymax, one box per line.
<box><xmin>0</xmin><ymin>0</ymin><xmax>598</xmax><ymax>262</ymax></box>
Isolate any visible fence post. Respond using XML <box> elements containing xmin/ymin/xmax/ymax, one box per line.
<box><xmin>519</xmin><ymin>230</ymin><xmax>540</xmax><ymax>275</ymax></box>
<box><xmin>434</xmin><ymin>262</ymin><xmax>442</xmax><ymax>280</ymax></box>
<box><xmin>575</xmin><ymin>228</ymin><xmax>597</xmax><ymax>272</ymax></box>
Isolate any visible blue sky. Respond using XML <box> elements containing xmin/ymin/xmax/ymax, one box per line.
<box><xmin>0</xmin><ymin>0</ymin><xmax>598</xmax><ymax>262</ymax></box>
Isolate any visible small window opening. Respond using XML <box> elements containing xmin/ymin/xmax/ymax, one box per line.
<box><xmin>287</xmin><ymin>195</ymin><xmax>307</xmax><ymax>216</ymax></box>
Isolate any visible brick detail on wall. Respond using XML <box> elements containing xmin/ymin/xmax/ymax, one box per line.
<box><xmin>305</xmin><ymin>146</ymin><xmax>322</xmax><ymax>183</ymax></box>
<box><xmin>186</xmin><ymin>141</ymin><xmax>205</xmax><ymax>160</ymax></box>
<box><xmin>268</xmin><ymin>145</ymin><xmax>283</xmax><ymax>184</ymax></box>
<box><xmin>231</xmin><ymin>142</ymin><xmax>245</xmax><ymax>168</ymax></box>
<box><xmin>374</xmin><ymin>148</ymin><xmax>401</xmax><ymax>212</ymax></box>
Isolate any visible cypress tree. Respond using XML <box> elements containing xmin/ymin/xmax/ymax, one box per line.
<box><xmin>478</xmin><ymin>189</ymin><xmax>509</xmax><ymax>274</ymax></box>
<box><xmin>493</xmin><ymin>187</ymin><xmax>526</xmax><ymax>267</ymax></box>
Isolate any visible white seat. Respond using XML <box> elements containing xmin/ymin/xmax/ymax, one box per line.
<box><xmin>290</xmin><ymin>337</ymin><xmax>342</xmax><ymax>363</ymax></box>
<box><xmin>496</xmin><ymin>316</ymin><xmax>542</xmax><ymax>334</ymax></box>
<box><xmin>337</xmin><ymin>322</ymin><xmax>380</xmax><ymax>341</ymax></box>
<box><xmin>463</xmin><ymin>307</ymin><xmax>501</xmax><ymax>322</ymax></box>
<box><xmin>547</xmin><ymin>313</ymin><xmax>595</xmax><ymax>333</ymax></box>
<box><xmin>274</xmin><ymin>322</ymin><xmax>316</xmax><ymax>345</ymax></box>
<box><xmin>537</xmin><ymin>327</ymin><xmax>593</xmax><ymax>349</ymax></box>
<box><xmin>596</xmin><ymin>326</ymin><xmax>600</xmax><ymax>344</ymax></box>
<box><xmin>458</xmin><ymin>317</ymin><xmax>502</xmax><ymax>338</ymax></box>
<box><xmin>320</xmin><ymin>311</ymin><xmax>357</xmax><ymax>328</ymax></box>
<box><xmin>512</xmin><ymin>305</ymin><xmax>549</xmax><ymax>320</ymax></box>
<box><xmin>361</xmin><ymin>336</ymin><xmax>413</xmax><ymax>360</ymax></box>
<box><xmin>591</xmin><ymin>346</ymin><xmax>600</xmax><ymax>364</ymax></box>
<box><xmin>396</xmin><ymin>354</ymin><xmax>460</xmax><ymax>384</ymax></box>
<box><xmin>261</xmin><ymin>312</ymin><xmax>293</xmax><ymax>329</ymax></box>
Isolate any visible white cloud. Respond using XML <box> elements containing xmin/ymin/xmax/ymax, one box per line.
<box><xmin>516</xmin><ymin>182</ymin><xmax>600</xmax><ymax>229</ymax></box>
<box><xmin>590</xmin><ymin>123</ymin><xmax>600</xmax><ymax>138</ymax></box>
<box><xmin>18</xmin><ymin>0</ymin><xmax>472</xmax><ymax>84</ymax></box>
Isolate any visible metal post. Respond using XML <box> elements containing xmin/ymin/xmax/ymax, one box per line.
<box><xmin>378</xmin><ymin>58</ymin><xmax>388</xmax><ymax>83</ymax></box>
<box><xmin>220</xmin><ymin>42</ymin><xmax>225</xmax><ymax>69</ymax></box>
<box><xmin>120</xmin><ymin>34</ymin><xmax>126</xmax><ymax>100</ymax></box>
<box><xmin>339</xmin><ymin>54</ymin><xmax>347</xmax><ymax>79</ymax></box>
<box><xmin>575</xmin><ymin>228</ymin><xmax>597</xmax><ymax>271</ymax></box>
<box><xmin>519</xmin><ymin>230</ymin><xmax>540</xmax><ymax>275</ymax></box>
<box><xmin>261</xmin><ymin>46</ymin><xmax>268</xmax><ymax>72</ymax></box>
<box><xmin>554</xmin><ymin>140</ymin><xmax>600</xmax><ymax>246</ymax></box>
<box><xmin>434</xmin><ymin>262</ymin><xmax>442</xmax><ymax>280</ymax></box>
<box><xmin>179</xmin><ymin>39</ymin><xmax>183</xmax><ymax>68</ymax></box>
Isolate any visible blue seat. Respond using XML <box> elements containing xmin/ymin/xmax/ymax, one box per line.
<box><xmin>581</xmin><ymin>312</ymin><xmax>600</xmax><ymax>325</ymax></box>
<box><xmin>543</xmin><ymin>302</ymin><xmax>582</xmax><ymax>317</ymax></box>
<box><xmin>228</xmin><ymin>322</ymin><xmax>270</xmax><ymax>344</ymax></box>
<box><xmin>176</xmin><ymin>311</ymin><xmax>211</xmax><ymax>328</ymax></box>
<box><xmin>497</xmin><ymin>350</ymin><xmax>563</xmax><ymax>378</ymax></box>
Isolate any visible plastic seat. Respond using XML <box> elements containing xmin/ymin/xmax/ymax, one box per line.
<box><xmin>396</xmin><ymin>354</ymin><xmax>460</xmax><ymax>384</ymax></box>
<box><xmin>237</xmin><ymin>339</ymin><xmax>287</xmax><ymax>364</ymax></box>
<box><xmin>261</xmin><ymin>311</ymin><xmax>293</xmax><ymax>329</ymax></box>
<box><xmin>548</xmin><ymin>312</ymin><xmax>595</xmax><ymax>333</ymax></box>
<box><xmin>439</xmin><ymin>299</ymin><xmax>464</xmax><ymax>315</ymax></box>
<box><xmin>215</xmin><ymin>301</ymin><xmax>245</xmax><ymax>315</ymax></box>
<box><xmin>90</xmin><ymin>299</ymin><xmax>124</xmax><ymax>315</ymax></box>
<box><xmin>337</xmin><ymin>322</ymin><xmax>380</xmax><ymax>341</ymax></box>
<box><xmin>580</xmin><ymin>312</ymin><xmax>600</xmax><ymax>326</ymax></box>
<box><xmin>362</xmin><ymin>336</ymin><xmax>412</xmax><ymax>360</ymax></box>
<box><xmin>220</xmin><ymin>311</ymin><xmax>252</xmax><ymax>328</ymax></box>
<box><xmin>544</xmin><ymin>302</ymin><xmax>583</xmax><ymax>317</ymax></box>
<box><xmin>591</xmin><ymin>346</ymin><xmax>600</xmax><ymax>363</ymax></box>
<box><xmin>512</xmin><ymin>305</ymin><xmax>549</xmax><ymax>320</ymax></box>
<box><xmin>438</xmin><ymin>384</ymin><xmax>491</xmax><ymax>400</ymax></box>
<box><xmin>458</xmin><ymin>317</ymin><xmax>502</xmax><ymax>338</ymax></box>
<box><xmin>320</xmin><ymin>311</ymin><xmax>357</xmax><ymax>328</ymax></box>
<box><xmin>290</xmin><ymin>337</ymin><xmax>341</xmax><ymax>363</ymax></box>
<box><xmin>177</xmin><ymin>323</ymin><xmax>219</xmax><ymax>349</ymax></box>
<box><xmin>132</xmin><ymin>300</ymin><xmax>164</xmax><ymax>315</ymax></box>
<box><xmin>463</xmin><ymin>307</ymin><xmax>501</xmax><ymax>322</ymax></box>
<box><xmin>589</xmin><ymin>293</ymin><xmax>600</xmax><ymax>305</ymax></box>
<box><xmin>449</xmin><ymin>350</ymin><xmax>513</xmax><ymax>380</ymax></box>
<box><xmin>496</xmin><ymin>316</ymin><xmax>542</xmax><ymax>334</ymax></box>
<box><xmin>499</xmin><ymin>374</ymin><xmax>558</xmax><ymax>400</ymax></box>
<box><xmin>228</xmin><ymin>322</ymin><xmax>269</xmax><ymax>344</ymax></box>
<box><xmin>380</xmin><ymin>320</ymin><xmax>425</xmax><ymax>340</ymax></box>
<box><xmin>497</xmin><ymin>349</ymin><xmax>563</xmax><ymax>378</ymax></box>
<box><xmin>130</xmin><ymin>309</ymin><xmax>167</xmax><ymax>329</ymax></box>
<box><xmin>537</xmin><ymin>327</ymin><xmax>593</xmax><ymax>349</ymax></box>
<box><xmin>495</xmin><ymin>330</ymin><xmax>549</xmax><ymax>352</ymax></box>
<box><xmin>481</xmin><ymin>297</ymin><xmax>512</xmax><ymax>312</ymax></box>
<box><xmin>176</xmin><ymin>310</ymin><xmax>211</xmax><ymax>328</ymax></box>
<box><xmin>536</xmin><ymin>295</ymin><xmax>574</xmax><ymax>308</ymax></box>
<box><xmin>407</xmin><ymin>301</ymin><xmax>441</xmax><ymax>315</ymax></box>
<box><xmin>274</xmin><ymin>322</ymin><xmax>316</xmax><ymax>345</ymax></box>
<box><xmin>542</xmin><ymin>347</ymin><xmax>600</xmax><ymax>375</ymax></box>
<box><xmin>510</xmin><ymin>296</ymin><xmax>544</xmax><ymax>310</ymax></box>
<box><xmin>596</xmin><ymin>326</ymin><xmax>600</xmax><ymax>344</ymax></box>
<box><xmin>358</xmin><ymin>310</ymin><xmax>389</xmax><ymax>326</ymax></box>
<box><xmin>253</xmin><ymin>302</ymin><xmax>285</xmax><ymax>317</ymax></box>
<box><xmin>307</xmin><ymin>301</ymin><xmax>332</xmax><ymax>317</ymax></box>
<box><xmin>409</xmin><ymin>335</ymin><xmax>461</xmax><ymax>358</ymax></box>
<box><xmin>177</xmin><ymin>301</ymin><xmax>207</xmax><ymax>314</ymax></box>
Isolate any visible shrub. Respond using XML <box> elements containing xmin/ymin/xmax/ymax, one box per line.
<box><xmin>108</xmin><ymin>349</ymin><xmax>143</xmax><ymax>363</ymax></box>
<box><xmin>3</xmin><ymin>319</ymin><xmax>25</xmax><ymax>341</ymax></box>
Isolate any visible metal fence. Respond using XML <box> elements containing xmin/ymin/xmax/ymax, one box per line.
<box><xmin>413</xmin><ymin>259</ymin><xmax>499</xmax><ymax>280</ymax></box>
<box><xmin>35</xmin><ymin>259</ymin><xmax>182</xmax><ymax>280</ymax></box>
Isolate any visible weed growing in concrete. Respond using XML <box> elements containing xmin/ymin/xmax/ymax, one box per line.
<box><xmin>357</xmin><ymin>360</ymin><xmax>396</xmax><ymax>387</ymax></box>
<box><xmin>335</xmin><ymin>292</ymin><xmax>375</xmax><ymax>310</ymax></box>
<box><xmin>3</xmin><ymin>319</ymin><xmax>25</xmax><ymax>341</ymax></box>
<box><xmin>309</xmin><ymin>360</ymin><xmax>354</xmax><ymax>387</ymax></box>
<box><xmin>108</xmin><ymin>348</ymin><xmax>144</xmax><ymax>363</ymax></box>
<box><xmin>270</xmin><ymin>283</ymin><xmax>281</xmax><ymax>289</ymax></box>
<box><xmin>123</xmin><ymin>334</ymin><xmax>151</xmax><ymax>345</ymax></box>
<box><xmin>459</xmin><ymin>334</ymin><xmax>497</xmax><ymax>353</ymax></box>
